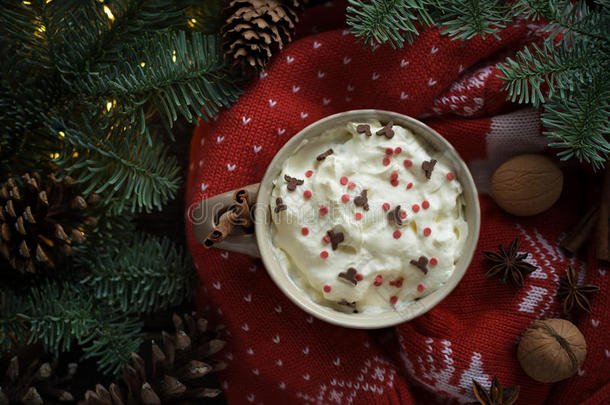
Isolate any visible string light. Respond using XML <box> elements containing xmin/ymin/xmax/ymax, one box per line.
<box><xmin>140</xmin><ymin>62</ymin><xmax>146</xmax><ymax>67</ymax></box>
<box><xmin>58</xmin><ymin>131</ymin><xmax>65</xmax><ymax>137</ymax></box>
<box><xmin>38</xmin><ymin>25</ymin><xmax>46</xmax><ymax>33</ymax></box>
<box><xmin>50</xmin><ymin>152</ymin><xmax>59</xmax><ymax>159</ymax></box>
<box><xmin>106</xmin><ymin>101</ymin><xmax>112</xmax><ymax>111</ymax></box>
<box><xmin>22</xmin><ymin>1</ymin><xmax>31</xmax><ymax>5</ymax></box>
<box><xmin>103</xmin><ymin>5</ymin><xmax>115</xmax><ymax>21</ymax></box>
<box><xmin>172</xmin><ymin>50</ymin><xmax>177</xmax><ymax>63</ymax></box>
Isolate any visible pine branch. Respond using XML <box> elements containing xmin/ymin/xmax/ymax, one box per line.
<box><xmin>3</xmin><ymin>282</ymin><xmax>143</xmax><ymax>376</ymax></box>
<box><xmin>497</xmin><ymin>39</ymin><xmax>600</xmax><ymax>105</ymax></box>
<box><xmin>347</xmin><ymin>0</ymin><xmax>435</xmax><ymax>49</ymax></box>
<box><xmin>49</xmin><ymin>117</ymin><xmax>181</xmax><ymax>214</ymax></box>
<box><xmin>74</xmin><ymin>31</ymin><xmax>243</xmax><ymax>129</ymax></box>
<box><xmin>436</xmin><ymin>0</ymin><xmax>511</xmax><ymax>41</ymax></box>
<box><xmin>0</xmin><ymin>289</ymin><xmax>29</xmax><ymax>353</ymax></box>
<box><xmin>78</xmin><ymin>233</ymin><xmax>193</xmax><ymax>315</ymax></box>
<box><xmin>543</xmin><ymin>71</ymin><xmax>610</xmax><ymax>169</ymax></box>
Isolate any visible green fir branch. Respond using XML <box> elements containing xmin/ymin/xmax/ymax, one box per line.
<box><xmin>436</xmin><ymin>0</ymin><xmax>511</xmax><ymax>41</ymax></box>
<box><xmin>75</xmin><ymin>31</ymin><xmax>243</xmax><ymax>129</ymax></box>
<box><xmin>78</xmin><ymin>233</ymin><xmax>193</xmax><ymax>315</ymax></box>
<box><xmin>49</xmin><ymin>118</ymin><xmax>181</xmax><ymax>214</ymax></box>
<box><xmin>3</xmin><ymin>282</ymin><xmax>143</xmax><ymax>376</ymax></box>
<box><xmin>347</xmin><ymin>0</ymin><xmax>434</xmax><ymax>49</ymax></box>
<box><xmin>497</xmin><ymin>39</ymin><xmax>599</xmax><ymax>106</ymax></box>
<box><xmin>543</xmin><ymin>71</ymin><xmax>610</xmax><ymax>169</ymax></box>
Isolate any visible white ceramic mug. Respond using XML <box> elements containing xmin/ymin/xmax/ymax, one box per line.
<box><xmin>192</xmin><ymin>110</ymin><xmax>481</xmax><ymax>328</ymax></box>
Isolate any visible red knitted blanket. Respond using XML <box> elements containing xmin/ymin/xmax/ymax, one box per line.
<box><xmin>186</xmin><ymin>2</ymin><xmax>610</xmax><ymax>403</ymax></box>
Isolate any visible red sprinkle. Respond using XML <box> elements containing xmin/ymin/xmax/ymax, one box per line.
<box><xmin>385</xmin><ymin>147</ymin><xmax>394</xmax><ymax>155</ymax></box>
<box><xmin>323</xmin><ymin>285</ymin><xmax>332</xmax><ymax>293</ymax></box>
<box><xmin>374</xmin><ymin>275</ymin><xmax>383</xmax><ymax>286</ymax></box>
<box><xmin>393</xmin><ymin>230</ymin><xmax>402</xmax><ymax>239</ymax></box>
<box><xmin>382</xmin><ymin>203</ymin><xmax>391</xmax><ymax>211</ymax></box>
<box><xmin>303</xmin><ymin>190</ymin><xmax>312</xmax><ymax>199</ymax></box>
<box><xmin>406</xmin><ymin>182</ymin><xmax>413</xmax><ymax>190</ymax></box>
<box><xmin>417</xmin><ymin>284</ymin><xmax>425</xmax><ymax>293</ymax></box>
<box><xmin>382</xmin><ymin>157</ymin><xmax>391</xmax><ymax>166</ymax></box>
<box><xmin>319</xmin><ymin>205</ymin><xmax>328</xmax><ymax>215</ymax></box>
<box><xmin>389</xmin><ymin>296</ymin><xmax>398</xmax><ymax>305</ymax></box>
<box><xmin>341</xmin><ymin>194</ymin><xmax>350</xmax><ymax>203</ymax></box>
<box><xmin>301</xmin><ymin>227</ymin><xmax>309</xmax><ymax>236</ymax></box>
<box><xmin>322</xmin><ymin>235</ymin><xmax>330</xmax><ymax>243</ymax></box>
<box><xmin>400</xmin><ymin>210</ymin><xmax>407</xmax><ymax>219</ymax></box>
<box><xmin>390</xmin><ymin>171</ymin><xmax>399</xmax><ymax>180</ymax></box>
<box><xmin>356</xmin><ymin>274</ymin><xmax>364</xmax><ymax>281</ymax></box>
<box><xmin>422</xmin><ymin>200</ymin><xmax>430</xmax><ymax>209</ymax></box>
<box><xmin>430</xmin><ymin>258</ymin><xmax>438</xmax><ymax>266</ymax></box>
<box><xmin>320</xmin><ymin>251</ymin><xmax>329</xmax><ymax>259</ymax></box>
<box><xmin>355</xmin><ymin>212</ymin><xmax>363</xmax><ymax>221</ymax></box>
<box><xmin>446</xmin><ymin>172</ymin><xmax>455</xmax><ymax>181</ymax></box>
<box><xmin>423</xmin><ymin>227</ymin><xmax>432</xmax><ymax>237</ymax></box>
<box><xmin>390</xmin><ymin>278</ymin><xmax>403</xmax><ymax>288</ymax></box>
<box><xmin>412</xmin><ymin>204</ymin><xmax>420</xmax><ymax>213</ymax></box>
<box><xmin>305</xmin><ymin>170</ymin><xmax>313</xmax><ymax>177</ymax></box>
<box><xmin>403</xmin><ymin>159</ymin><xmax>413</xmax><ymax>168</ymax></box>
<box><xmin>394</xmin><ymin>147</ymin><xmax>402</xmax><ymax>154</ymax></box>
<box><xmin>340</xmin><ymin>176</ymin><xmax>348</xmax><ymax>185</ymax></box>
<box><xmin>347</xmin><ymin>181</ymin><xmax>356</xmax><ymax>189</ymax></box>
<box><xmin>390</xmin><ymin>178</ymin><xmax>399</xmax><ymax>187</ymax></box>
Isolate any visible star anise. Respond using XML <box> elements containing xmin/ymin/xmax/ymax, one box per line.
<box><xmin>482</xmin><ymin>238</ymin><xmax>537</xmax><ymax>287</ymax></box>
<box><xmin>557</xmin><ymin>264</ymin><xmax>600</xmax><ymax>314</ymax></box>
<box><xmin>468</xmin><ymin>376</ymin><xmax>519</xmax><ymax>405</ymax></box>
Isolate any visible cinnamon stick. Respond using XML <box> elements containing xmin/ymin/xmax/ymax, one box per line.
<box><xmin>203</xmin><ymin>211</ymin><xmax>237</xmax><ymax>248</ymax></box>
<box><xmin>232</xmin><ymin>189</ymin><xmax>253</xmax><ymax>232</ymax></box>
<box><xmin>560</xmin><ymin>205</ymin><xmax>600</xmax><ymax>253</ymax></box>
<box><xmin>596</xmin><ymin>165</ymin><xmax>610</xmax><ymax>261</ymax></box>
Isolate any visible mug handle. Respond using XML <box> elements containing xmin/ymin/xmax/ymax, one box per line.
<box><xmin>190</xmin><ymin>183</ymin><xmax>261</xmax><ymax>258</ymax></box>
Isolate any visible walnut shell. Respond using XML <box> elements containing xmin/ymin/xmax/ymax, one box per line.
<box><xmin>517</xmin><ymin>318</ymin><xmax>586</xmax><ymax>383</ymax></box>
<box><xmin>491</xmin><ymin>154</ymin><xmax>563</xmax><ymax>216</ymax></box>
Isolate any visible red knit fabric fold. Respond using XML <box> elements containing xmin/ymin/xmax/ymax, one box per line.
<box><xmin>186</xmin><ymin>2</ymin><xmax>610</xmax><ymax>404</ymax></box>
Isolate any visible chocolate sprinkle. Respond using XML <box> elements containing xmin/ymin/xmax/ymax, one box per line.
<box><xmin>422</xmin><ymin>159</ymin><xmax>437</xmax><ymax>180</ymax></box>
<box><xmin>284</xmin><ymin>174</ymin><xmax>304</xmax><ymax>191</ymax></box>
<box><xmin>375</xmin><ymin>121</ymin><xmax>395</xmax><ymax>139</ymax></box>
<box><xmin>356</xmin><ymin>124</ymin><xmax>372</xmax><ymax>137</ymax></box>
<box><xmin>354</xmin><ymin>189</ymin><xmax>369</xmax><ymax>211</ymax></box>
<box><xmin>387</xmin><ymin>205</ymin><xmax>404</xmax><ymax>226</ymax></box>
<box><xmin>410</xmin><ymin>256</ymin><xmax>429</xmax><ymax>274</ymax></box>
<box><xmin>338</xmin><ymin>267</ymin><xmax>359</xmax><ymax>285</ymax></box>
<box><xmin>316</xmin><ymin>149</ymin><xmax>334</xmax><ymax>161</ymax></box>
<box><xmin>274</xmin><ymin>198</ymin><xmax>287</xmax><ymax>213</ymax></box>
<box><xmin>327</xmin><ymin>229</ymin><xmax>344</xmax><ymax>250</ymax></box>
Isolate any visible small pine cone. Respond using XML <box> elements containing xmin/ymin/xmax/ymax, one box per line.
<box><xmin>0</xmin><ymin>173</ymin><xmax>98</xmax><ymax>274</ymax></box>
<box><xmin>83</xmin><ymin>312</ymin><xmax>226</xmax><ymax>405</ymax></box>
<box><xmin>0</xmin><ymin>353</ymin><xmax>77</xmax><ymax>405</ymax></box>
<box><xmin>222</xmin><ymin>0</ymin><xmax>303</xmax><ymax>76</ymax></box>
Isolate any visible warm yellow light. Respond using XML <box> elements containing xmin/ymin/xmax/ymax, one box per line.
<box><xmin>50</xmin><ymin>153</ymin><xmax>59</xmax><ymax>159</ymax></box>
<box><xmin>58</xmin><ymin>131</ymin><xmax>65</xmax><ymax>137</ymax></box>
<box><xmin>106</xmin><ymin>101</ymin><xmax>112</xmax><ymax>111</ymax></box>
<box><xmin>46</xmin><ymin>0</ymin><xmax>52</xmax><ymax>3</ymax></box>
<box><xmin>172</xmin><ymin>50</ymin><xmax>177</xmax><ymax>63</ymax></box>
<box><xmin>103</xmin><ymin>5</ymin><xmax>114</xmax><ymax>20</ymax></box>
<box><xmin>22</xmin><ymin>1</ymin><xmax>31</xmax><ymax>5</ymax></box>
<box><xmin>191</xmin><ymin>18</ymin><xmax>197</xmax><ymax>24</ymax></box>
<box><xmin>140</xmin><ymin>61</ymin><xmax>146</xmax><ymax>67</ymax></box>
<box><xmin>72</xmin><ymin>152</ymin><xmax>79</xmax><ymax>158</ymax></box>
<box><xmin>38</xmin><ymin>25</ymin><xmax>46</xmax><ymax>33</ymax></box>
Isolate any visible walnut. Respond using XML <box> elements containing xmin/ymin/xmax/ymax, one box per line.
<box><xmin>517</xmin><ymin>318</ymin><xmax>586</xmax><ymax>383</ymax></box>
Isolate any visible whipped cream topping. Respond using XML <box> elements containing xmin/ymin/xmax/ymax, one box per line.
<box><xmin>270</xmin><ymin>120</ymin><xmax>468</xmax><ymax>314</ymax></box>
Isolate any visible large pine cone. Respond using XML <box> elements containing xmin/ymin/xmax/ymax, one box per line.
<box><xmin>0</xmin><ymin>353</ymin><xmax>77</xmax><ymax>405</ymax></box>
<box><xmin>0</xmin><ymin>173</ymin><xmax>97</xmax><ymax>273</ymax></box>
<box><xmin>222</xmin><ymin>0</ymin><xmax>303</xmax><ymax>76</ymax></box>
<box><xmin>83</xmin><ymin>313</ymin><xmax>226</xmax><ymax>405</ymax></box>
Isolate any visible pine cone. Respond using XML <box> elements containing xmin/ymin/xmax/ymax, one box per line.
<box><xmin>222</xmin><ymin>0</ymin><xmax>303</xmax><ymax>76</ymax></box>
<box><xmin>83</xmin><ymin>313</ymin><xmax>225</xmax><ymax>405</ymax></box>
<box><xmin>0</xmin><ymin>353</ymin><xmax>77</xmax><ymax>405</ymax></box>
<box><xmin>0</xmin><ymin>173</ymin><xmax>97</xmax><ymax>273</ymax></box>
